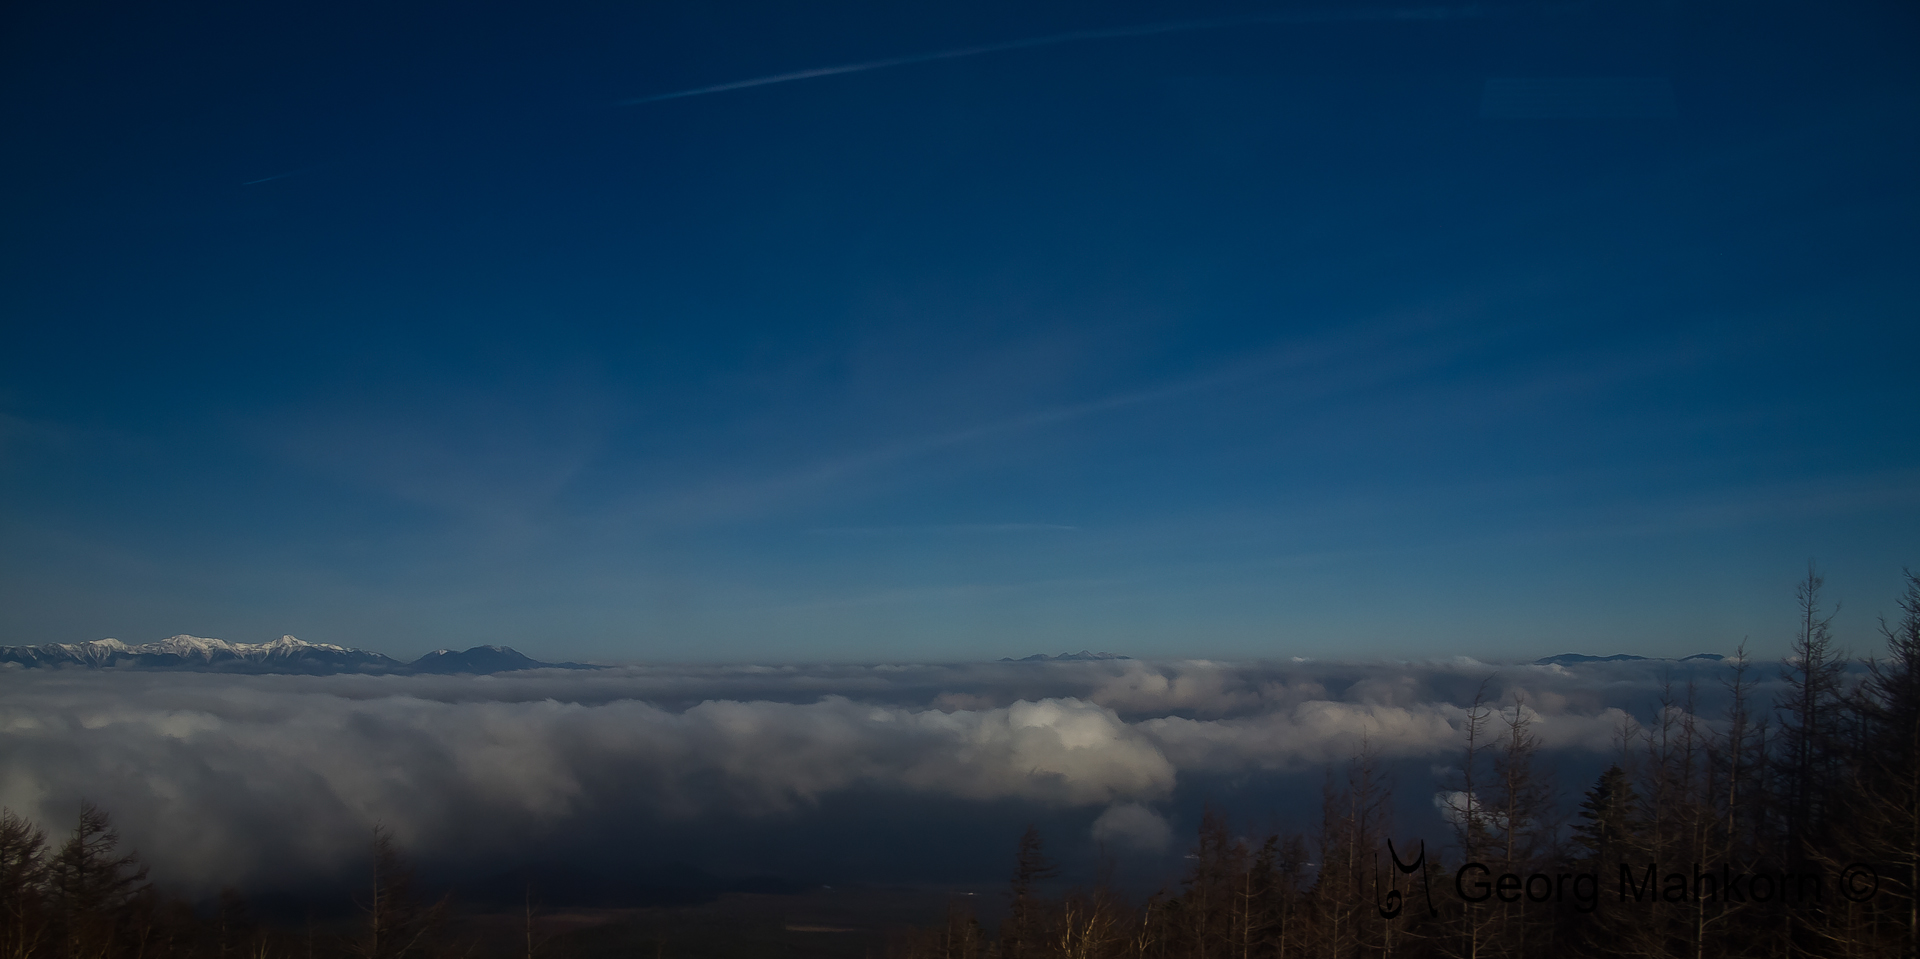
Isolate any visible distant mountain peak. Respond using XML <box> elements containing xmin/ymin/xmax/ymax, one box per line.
<box><xmin>1535</xmin><ymin>652</ymin><xmax>1724</xmax><ymax>666</ymax></box>
<box><xmin>0</xmin><ymin>636</ymin><xmax>597</xmax><ymax>676</ymax></box>
<box><xmin>999</xmin><ymin>650</ymin><xmax>1131</xmax><ymax>662</ymax></box>
<box><xmin>408</xmin><ymin>646</ymin><xmax>595</xmax><ymax>674</ymax></box>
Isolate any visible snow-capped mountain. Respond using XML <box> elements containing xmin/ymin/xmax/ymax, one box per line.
<box><xmin>0</xmin><ymin>634</ymin><xmax>405</xmax><ymax>673</ymax></box>
<box><xmin>0</xmin><ymin>635</ymin><xmax>589</xmax><ymax>675</ymax></box>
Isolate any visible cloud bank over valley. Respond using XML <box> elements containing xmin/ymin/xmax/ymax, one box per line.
<box><xmin>0</xmin><ymin>656</ymin><xmax>1763</xmax><ymax>900</ymax></box>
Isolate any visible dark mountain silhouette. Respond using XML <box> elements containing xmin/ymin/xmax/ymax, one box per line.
<box><xmin>999</xmin><ymin>650</ymin><xmax>1131</xmax><ymax>662</ymax></box>
<box><xmin>409</xmin><ymin>645</ymin><xmax>595</xmax><ymax>674</ymax></box>
<box><xmin>1534</xmin><ymin>652</ymin><xmax>1722</xmax><ymax>666</ymax></box>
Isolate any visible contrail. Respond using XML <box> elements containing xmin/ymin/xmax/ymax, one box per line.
<box><xmin>620</xmin><ymin>4</ymin><xmax>1485</xmax><ymax>106</ymax></box>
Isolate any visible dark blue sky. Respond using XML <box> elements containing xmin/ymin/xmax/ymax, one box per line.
<box><xmin>3</xmin><ymin>0</ymin><xmax>1916</xmax><ymax>662</ymax></box>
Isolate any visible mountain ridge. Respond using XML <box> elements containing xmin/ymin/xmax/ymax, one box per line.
<box><xmin>1000</xmin><ymin>650</ymin><xmax>1132</xmax><ymax>662</ymax></box>
<box><xmin>0</xmin><ymin>635</ymin><xmax>596</xmax><ymax>675</ymax></box>
<box><xmin>1534</xmin><ymin>652</ymin><xmax>1725</xmax><ymax>666</ymax></box>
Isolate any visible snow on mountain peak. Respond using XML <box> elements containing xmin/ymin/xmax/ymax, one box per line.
<box><xmin>277</xmin><ymin>635</ymin><xmax>350</xmax><ymax>652</ymax></box>
<box><xmin>154</xmin><ymin>635</ymin><xmax>237</xmax><ymax>657</ymax></box>
<box><xmin>0</xmin><ymin>636</ymin><xmax>584</xmax><ymax>675</ymax></box>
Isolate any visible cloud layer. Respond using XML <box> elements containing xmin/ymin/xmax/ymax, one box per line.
<box><xmin>0</xmin><ymin>657</ymin><xmax>1756</xmax><ymax>897</ymax></box>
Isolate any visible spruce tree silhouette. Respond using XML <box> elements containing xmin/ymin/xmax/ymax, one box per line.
<box><xmin>46</xmin><ymin>803</ymin><xmax>146</xmax><ymax>959</ymax></box>
<box><xmin>1000</xmin><ymin>826</ymin><xmax>1058</xmax><ymax>959</ymax></box>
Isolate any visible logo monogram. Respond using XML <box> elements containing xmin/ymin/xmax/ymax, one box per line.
<box><xmin>1378</xmin><ymin>839</ymin><xmax>1438</xmax><ymax>919</ymax></box>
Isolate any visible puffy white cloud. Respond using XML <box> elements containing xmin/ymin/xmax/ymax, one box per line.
<box><xmin>1091</xmin><ymin>803</ymin><xmax>1173</xmax><ymax>853</ymax></box>
<box><xmin>1139</xmin><ymin>701</ymin><xmax>1465</xmax><ymax>771</ymax></box>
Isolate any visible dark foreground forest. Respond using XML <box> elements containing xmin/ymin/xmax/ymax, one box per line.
<box><xmin>4</xmin><ymin>570</ymin><xmax>1916</xmax><ymax>959</ymax></box>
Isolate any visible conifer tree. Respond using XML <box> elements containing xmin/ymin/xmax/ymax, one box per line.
<box><xmin>1777</xmin><ymin>565</ymin><xmax>1847</xmax><ymax>859</ymax></box>
<box><xmin>1178</xmin><ymin>808</ymin><xmax>1245</xmax><ymax>959</ymax></box>
<box><xmin>1699</xmin><ymin>644</ymin><xmax>1776</xmax><ymax>957</ymax></box>
<box><xmin>1244</xmin><ymin>834</ymin><xmax>1307</xmax><ymax>959</ymax></box>
<box><xmin>1710</xmin><ymin>642</ymin><xmax>1767</xmax><ymax>861</ymax></box>
<box><xmin>46</xmin><ymin>803</ymin><xmax>146</xmax><ymax>959</ymax></box>
<box><xmin>1490</xmin><ymin>693</ymin><xmax>1555</xmax><ymax>957</ymax></box>
<box><xmin>1829</xmin><ymin>569</ymin><xmax>1920</xmax><ymax>957</ymax></box>
<box><xmin>350</xmin><ymin>828</ymin><xmax>444</xmax><ymax>959</ymax></box>
<box><xmin>1570</xmin><ymin>765</ymin><xmax>1637</xmax><ymax>866</ymax></box>
<box><xmin>0</xmin><ymin>811</ymin><xmax>49</xmax><ymax>959</ymax></box>
<box><xmin>1314</xmin><ymin>744</ymin><xmax>1390</xmax><ymax>959</ymax></box>
<box><xmin>1001</xmin><ymin>826</ymin><xmax>1058</xmax><ymax>959</ymax></box>
<box><xmin>1443</xmin><ymin>679</ymin><xmax>1497</xmax><ymax>959</ymax></box>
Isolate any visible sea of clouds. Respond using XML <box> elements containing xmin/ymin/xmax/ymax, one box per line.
<box><xmin>0</xmin><ymin>656</ymin><xmax>1762</xmax><ymax>899</ymax></box>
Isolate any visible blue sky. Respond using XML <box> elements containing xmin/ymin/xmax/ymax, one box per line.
<box><xmin>2</xmin><ymin>0</ymin><xmax>1916</xmax><ymax>662</ymax></box>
